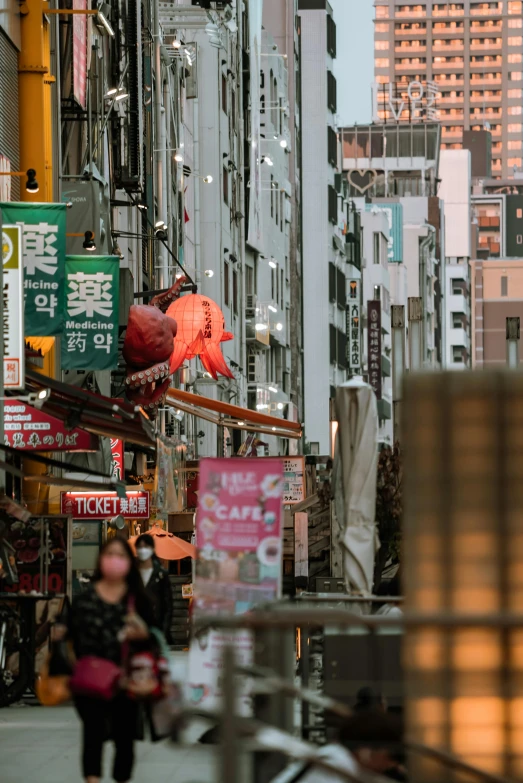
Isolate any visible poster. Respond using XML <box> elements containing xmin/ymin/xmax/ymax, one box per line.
<box><xmin>0</xmin><ymin>202</ymin><xmax>67</xmax><ymax>336</ymax></box>
<box><xmin>282</xmin><ymin>457</ymin><xmax>305</xmax><ymax>504</ymax></box>
<box><xmin>2</xmin><ymin>225</ymin><xmax>24</xmax><ymax>388</ymax></box>
<box><xmin>61</xmin><ymin>255</ymin><xmax>120</xmax><ymax>370</ymax></box>
<box><xmin>367</xmin><ymin>300</ymin><xmax>382</xmax><ymax>400</ymax></box>
<box><xmin>61</xmin><ymin>490</ymin><xmax>150</xmax><ymax>519</ymax></box>
<box><xmin>246</xmin><ymin>0</ymin><xmax>264</xmax><ymax>253</ymax></box>
<box><xmin>4</xmin><ymin>401</ymin><xmax>98</xmax><ymax>451</ymax></box>
<box><xmin>189</xmin><ymin>457</ymin><xmax>283</xmax><ymax>712</ymax></box>
<box><xmin>72</xmin><ymin>0</ymin><xmax>88</xmax><ymax>109</ymax></box>
<box><xmin>110</xmin><ymin>438</ymin><xmax>124</xmax><ymax>480</ymax></box>
<box><xmin>2</xmin><ymin>516</ymin><xmax>71</xmax><ymax>596</ymax></box>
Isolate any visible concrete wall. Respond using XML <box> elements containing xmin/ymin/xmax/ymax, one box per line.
<box><xmin>439</xmin><ymin>150</ymin><xmax>472</xmax><ymax>260</ymax></box>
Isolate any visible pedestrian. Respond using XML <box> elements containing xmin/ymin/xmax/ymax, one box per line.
<box><xmin>53</xmin><ymin>538</ymin><xmax>155</xmax><ymax>783</ymax></box>
<box><xmin>135</xmin><ymin>533</ymin><xmax>174</xmax><ymax>645</ymax></box>
<box><xmin>270</xmin><ymin>710</ymin><xmax>404</xmax><ymax>783</ymax></box>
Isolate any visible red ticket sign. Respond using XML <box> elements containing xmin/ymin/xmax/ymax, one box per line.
<box><xmin>4</xmin><ymin>402</ymin><xmax>98</xmax><ymax>452</ymax></box>
<box><xmin>61</xmin><ymin>491</ymin><xmax>150</xmax><ymax>519</ymax></box>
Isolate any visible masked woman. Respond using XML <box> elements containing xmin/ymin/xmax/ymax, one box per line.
<box><xmin>135</xmin><ymin>534</ymin><xmax>173</xmax><ymax>646</ymax></box>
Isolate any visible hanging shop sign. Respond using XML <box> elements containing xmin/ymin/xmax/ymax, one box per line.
<box><xmin>0</xmin><ymin>202</ymin><xmax>67</xmax><ymax>336</ymax></box>
<box><xmin>282</xmin><ymin>457</ymin><xmax>305</xmax><ymax>504</ymax></box>
<box><xmin>2</xmin><ymin>225</ymin><xmax>25</xmax><ymax>389</ymax></box>
<box><xmin>72</xmin><ymin>0</ymin><xmax>88</xmax><ymax>109</ymax></box>
<box><xmin>60</xmin><ymin>490</ymin><xmax>150</xmax><ymax>519</ymax></box>
<box><xmin>189</xmin><ymin>457</ymin><xmax>283</xmax><ymax>712</ymax></box>
<box><xmin>347</xmin><ymin>279</ymin><xmax>361</xmax><ymax>372</ymax></box>
<box><xmin>110</xmin><ymin>439</ymin><xmax>124</xmax><ymax>481</ymax></box>
<box><xmin>367</xmin><ymin>300</ymin><xmax>382</xmax><ymax>401</ymax></box>
<box><xmin>4</xmin><ymin>401</ymin><xmax>98</xmax><ymax>451</ymax></box>
<box><xmin>62</xmin><ymin>255</ymin><xmax>120</xmax><ymax>370</ymax></box>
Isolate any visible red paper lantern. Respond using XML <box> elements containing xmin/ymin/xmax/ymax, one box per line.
<box><xmin>166</xmin><ymin>294</ymin><xmax>234</xmax><ymax>379</ymax></box>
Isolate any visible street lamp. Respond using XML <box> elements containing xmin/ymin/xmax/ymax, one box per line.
<box><xmin>0</xmin><ymin>389</ymin><xmax>51</xmax><ymax>410</ymax></box>
<box><xmin>0</xmin><ymin>169</ymin><xmax>39</xmax><ymax>193</ymax></box>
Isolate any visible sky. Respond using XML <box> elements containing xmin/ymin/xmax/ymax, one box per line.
<box><xmin>330</xmin><ymin>0</ymin><xmax>374</xmax><ymax>126</ymax></box>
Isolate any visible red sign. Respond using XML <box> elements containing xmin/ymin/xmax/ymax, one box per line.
<box><xmin>110</xmin><ymin>439</ymin><xmax>124</xmax><ymax>481</ymax></box>
<box><xmin>4</xmin><ymin>402</ymin><xmax>98</xmax><ymax>452</ymax></box>
<box><xmin>72</xmin><ymin>0</ymin><xmax>87</xmax><ymax>109</ymax></box>
<box><xmin>60</xmin><ymin>491</ymin><xmax>150</xmax><ymax>519</ymax></box>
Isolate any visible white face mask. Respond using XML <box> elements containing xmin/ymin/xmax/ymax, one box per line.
<box><xmin>137</xmin><ymin>547</ymin><xmax>154</xmax><ymax>562</ymax></box>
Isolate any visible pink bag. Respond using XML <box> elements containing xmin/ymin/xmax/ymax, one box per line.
<box><xmin>70</xmin><ymin>656</ymin><xmax>122</xmax><ymax>701</ymax></box>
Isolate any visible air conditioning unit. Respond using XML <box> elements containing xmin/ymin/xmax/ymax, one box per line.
<box><xmin>246</xmin><ymin>294</ymin><xmax>257</xmax><ymax>318</ymax></box>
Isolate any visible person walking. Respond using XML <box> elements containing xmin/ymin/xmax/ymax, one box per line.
<box><xmin>53</xmin><ymin>538</ymin><xmax>155</xmax><ymax>783</ymax></box>
<box><xmin>135</xmin><ymin>533</ymin><xmax>174</xmax><ymax>645</ymax></box>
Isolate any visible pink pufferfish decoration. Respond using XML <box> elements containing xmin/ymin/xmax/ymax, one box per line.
<box><xmin>166</xmin><ymin>293</ymin><xmax>234</xmax><ymax>380</ymax></box>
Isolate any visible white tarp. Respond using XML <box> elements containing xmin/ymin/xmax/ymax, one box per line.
<box><xmin>333</xmin><ymin>379</ymin><xmax>379</xmax><ymax>596</ymax></box>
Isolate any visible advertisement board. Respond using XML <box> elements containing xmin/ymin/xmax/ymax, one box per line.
<box><xmin>4</xmin><ymin>401</ymin><xmax>98</xmax><ymax>451</ymax></box>
<box><xmin>0</xmin><ymin>202</ymin><xmax>67</xmax><ymax>336</ymax></box>
<box><xmin>347</xmin><ymin>279</ymin><xmax>361</xmax><ymax>372</ymax></box>
<box><xmin>2</xmin><ymin>225</ymin><xmax>24</xmax><ymax>388</ymax></box>
<box><xmin>367</xmin><ymin>300</ymin><xmax>382</xmax><ymax>400</ymax></box>
<box><xmin>62</xmin><ymin>255</ymin><xmax>120</xmax><ymax>370</ymax></box>
<box><xmin>189</xmin><ymin>457</ymin><xmax>284</xmax><ymax>712</ymax></box>
<box><xmin>60</xmin><ymin>491</ymin><xmax>150</xmax><ymax>519</ymax></box>
<box><xmin>281</xmin><ymin>457</ymin><xmax>305</xmax><ymax>504</ymax></box>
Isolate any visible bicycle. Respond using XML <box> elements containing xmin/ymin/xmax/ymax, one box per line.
<box><xmin>0</xmin><ymin>601</ymin><xmax>32</xmax><ymax>707</ymax></box>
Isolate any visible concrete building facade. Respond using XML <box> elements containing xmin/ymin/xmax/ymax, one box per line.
<box><xmin>471</xmin><ymin>259</ymin><xmax>523</xmax><ymax>367</ymax></box>
<box><xmin>373</xmin><ymin>0</ymin><xmax>523</xmax><ymax>180</ymax></box>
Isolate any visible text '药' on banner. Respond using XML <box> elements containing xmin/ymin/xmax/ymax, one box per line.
<box><xmin>61</xmin><ymin>255</ymin><xmax>120</xmax><ymax>371</ymax></box>
<box><xmin>0</xmin><ymin>202</ymin><xmax>66</xmax><ymax>337</ymax></box>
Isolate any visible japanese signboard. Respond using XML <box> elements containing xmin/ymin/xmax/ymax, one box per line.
<box><xmin>2</xmin><ymin>516</ymin><xmax>71</xmax><ymax>596</ymax></box>
<box><xmin>281</xmin><ymin>457</ymin><xmax>305</xmax><ymax>504</ymax></box>
<box><xmin>2</xmin><ymin>225</ymin><xmax>24</xmax><ymax>389</ymax></box>
<box><xmin>367</xmin><ymin>300</ymin><xmax>382</xmax><ymax>400</ymax></box>
<box><xmin>4</xmin><ymin>401</ymin><xmax>98</xmax><ymax>451</ymax></box>
<box><xmin>372</xmin><ymin>79</ymin><xmax>440</xmax><ymax>123</ymax></box>
<box><xmin>0</xmin><ymin>202</ymin><xmax>67</xmax><ymax>336</ymax></box>
<box><xmin>110</xmin><ymin>439</ymin><xmax>124</xmax><ymax>481</ymax></box>
<box><xmin>72</xmin><ymin>0</ymin><xmax>87</xmax><ymax>109</ymax></box>
<box><xmin>62</xmin><ymin>256</ymin><xmax>120</xmax><ymax>370</ymax></box>
<box><xmin>347</xmin><ymin>279</ymin><xmax>361</xmax><ymax>372</ymax></box>
<box><xmin>60</xmin><ymin>491</ymin><xmax>150</xmax><ymax>519</ymax></box>
<box><xmin>189</xmin><ymin>458</ymin><xmax>283</xmax><ymax>712</ymax></box>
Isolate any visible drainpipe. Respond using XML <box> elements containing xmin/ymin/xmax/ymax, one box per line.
<box><xmin>408</xmin><ymin>297</ymin><xmax>423</xmax><ymax>371</ymax></box>
<box><xmin>391</xmin><ymin>304</ymin><xmax>405</xmax><ymax>443</ymax></box>
<box><xmin>154</xmin><ymin>0</ymin><xmax>165</xmax><ymax>289</ymax></box>
<box><xmin>194</xmin><ymin>95</ymin><xmax>201</xmax><ymax>273</ymax></box>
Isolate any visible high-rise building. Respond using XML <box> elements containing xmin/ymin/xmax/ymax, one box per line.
<box><xmin>373</xmin><ymin>0</ymin><xmax>523</xmax><ymax>179</ymax></box>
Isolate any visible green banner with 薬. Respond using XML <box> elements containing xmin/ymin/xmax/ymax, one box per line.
<box><xmin>0</xmin><ymin>202</ymin><xmax>67</xmax><ymax>336</ymax></box>
<box><xmin>62</xmin><ymin>256</ymin><xmax>120</xmax><ymax>370</ymax></box>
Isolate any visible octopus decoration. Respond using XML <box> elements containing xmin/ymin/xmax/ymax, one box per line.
<box><xmin>122</xmin><ymin>276</ymin><xmax>234</xmax><ymax>415</ymax></box>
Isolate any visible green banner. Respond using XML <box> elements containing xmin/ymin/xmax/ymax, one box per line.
<box><xmin>0</xmin><ymin>202</ymin><xmax>66</xmax><ymax>337</ymax></box>
<box><xmin>62</xmin><ymin>256</ymin><xmax>120</xmax><ymax>370</ymax></box>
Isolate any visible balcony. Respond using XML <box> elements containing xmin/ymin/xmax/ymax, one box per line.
<box><xmin>470</xmin><ymin>22</ymin><xmax>502</xmax><ymax>32</ymax></box>
<box><xmin>394</xmin><ymin>27</ymin><xmax>427</xmax><ymax>35</ymax></box>
<box><xmin>449</xmin><ymin>326</ymin><xmax>470</xmax><ymax>350</ymax></box>
<box><xmin>478</xmin><ymin>215</ymin><xmax>500</xmax><ymax>229</ymax></box>
<box><xmin>448</xmin><ymin>293</ymin><xmax>469</xmax><ymax>315</ymax></box>
<box><xmin>439</xmin><ymin>94</ymin><xmax>464</xmax><ymax>103</ymax></box>
<box><xmin>433</xmin><ymin>7</ymin><xmax>464</xmax><ymax>16</ymax></box>
<box><xmin>470</xmin><ymin>6</ymin><xmax>502</xmax><ymax>16</ymax></box>
<box><xmin>395</xmin><ymin>62</ymin><xmax>427</xmax><ymax>71</ymax></box>
<box><xmin>434</xmin><ymin>77</ymin><xmax>464</xmax><ymax>86</ymax></box>
<box><xmin>433</xmin><ymin>42</ymin><xmax>464</xmax><ymax>52</ymax></box>
<box><xmin>395</xmin><ymin>10</ymin><xmax>427</xmax><ymax>18</ymax></box>
<box><xmin>469</xmin><ymin>75</ymin><xmax>501</xmax><ymax>85</ymax></box>
<box><xmin>470</xmin><ymin>41</ymin><xmax>502</xmax><ymax>51</ymax></box>
<box><xmin>470</xmin><ymin>94</ymin><xmax>501</xmax><ymax>103</ymax></box>
<box><xmin>395</xmin><ymin>44</ymin><xmax>427</xmax><ymax>53</ymax></box>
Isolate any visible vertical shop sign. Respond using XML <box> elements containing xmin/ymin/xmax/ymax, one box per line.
<box><xmin>347</xmin><ymin>279</ymin><xmax>361</xmax><ymax>371</ymax></box>
<box><xmin>367</xmin><ymin>300</ymin><xmax>382</xmax><ymax>400</ymax></box>
<box><xmin>72</xmin><ymin>0</ymin><xmax>88</xmax><ymax>109</ymax></box>
<box><xmin>0</xmin><ymin>202</ymin><xmax>67</xmax><ymax>336</ymax></box>
<box><xmin>189</xmin><ymin>457</ymin><xmax>284</xmax><ymax>712</ymax></box>
<box><xmin>62</xmin><ymin>256</ymin><xmax>119</xmax><ymax>370</ymax></box>
<box><xmin>2</xmin><ymin>225</ymin><xmax>25</xmax><ymax>388</ymax></box>
<box><xmin>110</xmin><ymin>439</ymin><xmax>124</xmax><ymax>481</ymax></box>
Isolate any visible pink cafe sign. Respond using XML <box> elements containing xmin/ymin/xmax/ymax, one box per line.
<box><xmin>4</xmin><ymin>402</ymin><xmax>98</xmax><ymax>452</ymax></box>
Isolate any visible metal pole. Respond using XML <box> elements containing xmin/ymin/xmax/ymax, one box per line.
<box><xmin>221</xmin><ymin>643</ymin><xmax>240</xmax><ymax>783</ymax></box>
<box><xmin>391</xmin><ymin>305</ymin><xmax>405</xmax><ymax>442</ymax></box>
<box><xmin>506</xmin><ymin>317</ymin><xmax>520</xmax><ymax>369</ymax></box>
<box><xmin>408</xmin><ymin>297</ymin><xmax>423</xmax><ymax>371</ymax></box>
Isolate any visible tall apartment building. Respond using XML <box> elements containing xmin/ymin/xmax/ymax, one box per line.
<box><xmin>373</xmin><ymin>0</ymin><xmax>523</xmax><ymax>179</ymax></box>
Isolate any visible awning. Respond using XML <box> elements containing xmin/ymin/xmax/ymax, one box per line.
<box><xmin>25</xmin><ymin>370</ymin><xmax>156</xmax><ymax>448</ymax></box>
<box><xmin>166</xmin><ymin>388</ymin><xmax>302</xmax><ymax>440</ymax></box>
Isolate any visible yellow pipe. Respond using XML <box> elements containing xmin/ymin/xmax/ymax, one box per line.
<box><xmin>18</xmin><ymin>0</ymin><xmax>50</xmax><ymax>202</ymax></box>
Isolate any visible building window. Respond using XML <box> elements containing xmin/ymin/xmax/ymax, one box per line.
<box><xmin>509</xmin><ymin>18</ymin><xmax>523</xmax><ymax>27</ymax></box>
<box><xmin>231</xmin><ymin>90</ymin><xmax>236</xmax><ymax>132</ymax></box>
<box><xmin>280</xmin><ymin>268</ymin><xmax>284</xmax><ymax>309</ymax></box>
<box><xmin>224</xmin><ymin>261</ymin><xmax>230</xmax><ymax>306</ymax></box>
<box><xmin>452</xmin><ymin>347</ymin><xmax>464</xmax><ymax>364</ymax></box>
<box><xmin>452</xmin><ymin>314</ymin><xmax>463</xmax><ymax>329</ymax></box>
<box><xmin>223</xmin><ymin>166</ymin><xmax>229</xmax><ymax>205</ymax></box>
<box><xmin>509</xmin><ymin>106</ymin><xmax>523</xmax><ymax>115</ymax></box>
<box><xmin>328</xmin><ymin>126</ymin><xmax>337</xmax><ymax>167</ymax></box>
<box><xmin>375</xmin><ymin>22</ymin><xmax>390</xmax><ymax>32</ymax></box>
<box><xmin>518</xmin><ymin>209</ymin><xmax>523</xmax><ymax>218</ymax></box>
<box><xmin>508</xmin><ymin>123</ymin><xmax>522</xmax><ymax>133</ymax></box>
<box><xmin>233</xmin><ymin>270</ymin><xmax>238</xmax><ymax>314</ymax></box>
<box><xmin>508</xmin><ymin>158</ymin><xmax>522</xmax><ymax>167</ymax></box>
<box><xmin>375</xmin><ymin>5</ymin><xmax>389</xmax><ymax>18</ymax></box>
<box><xmin>518</xmin><ymin>234</ymin><xmax>523</xmax><ymax>244</ymax></box>
<box><xmin>327</xmin><ymin>71</ymin><xmax>337</xmax><ymax>113</ymax></box>
<box><xmin>375</xmin><ymin>40</ymin><xmax>389</xmax><ymax>50</ymax></box>
<box><xmin>452</xmin><ymin>280</ymin><xmax>464</xmax><ymax>295</ymax></box>
<box><xmin>327</xmin><ymin>13</ymin><xmax>337</xmax><ymax>57</ymax></box>
<box><xmin>328</xmin><ymin>185</ymin><xmax>337</xmax><ymax>224</ymax></box>
<box><xmin>508</xmin><ymin>89</ymin><xmax>523</xmax><ymax>98</ymax></box>
<box><xmin>375</xmin><ymin>58</ymin><xmax>390</xmax><ymax>68</ymax></box>
<box><xmin>508</xmin><ymin>1</ymin><xmax>522</xmax><ymax>12</ymax></box>
<box><xmin>501</xmin><ymin>276</ymin><xmax>508</xmax><ymax>296</ymax></box>
<box><xmin>509</xmin><ymin>37</ymin><xmax>523</xmax><ymax>46</ymax></box>
<box><xmin>245</xmin><ymin>264</ymin><xmax>254</xmax><ymax>296</ymax></box>
<box><xmin>270</xmin><ymin>175</ymin><xmax>274</xmax><ymax>218</ymax></box>
<box><xmin>373</xmin><ymin>232</ymin><xmax>381</xmax><ymax>265</ymax></box>
<box><xmin>511</xmin><ymin>72</ymin><xmax>523</xmax><ymax>81</ymax></box>
<box><xmin>222</xmin><ymin>74</ymin><xmax>227</xmax><ymax>114</ymax></box>
<box><xmin>509</xmin><ymin>54</ymin><xmax>523</xmax><ymax>63</ymax></box>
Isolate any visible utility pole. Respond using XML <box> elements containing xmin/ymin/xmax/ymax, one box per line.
<box><xmin>391</xmin><ymin>305</ymin><xmax>405</xmax><ymax>442</ymax></box>
<box><xmin>506</xmin><ymin>317</ymin><xmax>520</xmax><ymax>369</ymax></box>
<box><xmin>408</xmin><ymin>297</ymin><xmax>423</xmax><ymax>371</ymax></box>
